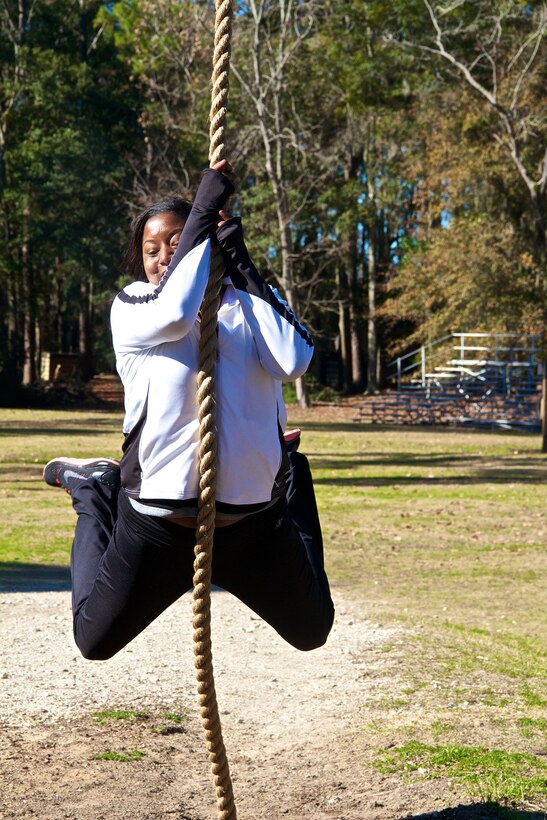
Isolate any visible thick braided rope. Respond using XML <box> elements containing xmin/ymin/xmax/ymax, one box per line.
<box><xmin>192</xmin><ymin>1</ymin><xmax>236</xmax><ymax>819</ymax></box>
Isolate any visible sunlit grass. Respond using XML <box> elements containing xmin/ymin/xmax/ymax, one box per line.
<box><xmin>374</xmin><ymin>742</ymin><xmax>547</xmax><ymax>805</ymax></box>
<box><xmin>290</xmin><ymin>416</ymin><xmax>547</xmax><ymax>811</ymax></box>
<box><xmin>0</xmin><ymin>409</ymin><xmax>122</xmax><ymax>564</ymax></box>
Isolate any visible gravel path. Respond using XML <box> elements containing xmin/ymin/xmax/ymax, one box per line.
<box><xmin>1</xmin><ymin>586</ymin><xmax>415</xmax><ymax>819</ymax></box>
<box><xmin>0</xmin><ymin>588</ymin><xmax>393</xmax><ymax>733</ymax></box>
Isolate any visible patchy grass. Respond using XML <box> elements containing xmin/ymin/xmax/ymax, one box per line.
<box><xmin>91</xmin><ymin>708</ymin><xmax>187</xmax><ymax>729</ymax></box>
<box><xmin>521</xmin><ymin>687</ymin><xmax>547</xmax><ymax>709</ymax></box>
<box><xmin>93</xmin><ymin>749</ymin><xmax>146</xmax><ymax>762</ymax></box>
<box><xmin>92</xmin><ymin>709</ymin><xmax>149</xmax><ymax>724</ymax></box>
<box><xmin>288</xmin><ymin>417</ymin><xmax>546</xmax><ymax>813</ymax></box>
<box><xmin>158</xmin><ymin>711</ymin><xmax>186</xmax><ymax>724</ymax></box>
<box><xmin>374</xmin><ymin>742</ymin><xmax>547</xmax><ymax>805</ymax></box>
<box><xmin>89</xmin><ymin>708</ymin><xmax>188</xmax><ymax>757</ymax></box>
<box><xmin>518</xmin><ymin>717</ymin><xmax>547</xmax><ymax>739</ymax></box>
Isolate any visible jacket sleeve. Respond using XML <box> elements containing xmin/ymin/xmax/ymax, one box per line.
<box><xmin>216</xmin><ymin>217</ymin><xmax>313</xmax><ymax>380</ymax></box>
<box><xmin>111</xmin><ymin>169</ymin><xmax>234</xmax><ymax>352</ymax></box>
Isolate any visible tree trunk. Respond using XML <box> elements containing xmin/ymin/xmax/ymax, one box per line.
<box><xmin>264</xmin><ymin>143</ymin><xmax>310</xmax><ymax>407</ymax></box>
<box><xmin>54</xmin><ymin>264</ymin><xmax>63</xmax><ymax>351</ymax></box>
<box><xmin>7</xmin><ymin>275</ymin><xmax>18</xmax><ymax>384</ymax></box>
<box><xmin>245</xmin><ymin>1</ymin><xmax>311</xmax><ymax>409</ymax></box>
<box><xmin>542</xmin><ymin>361</ymin><xmax>547</xmax><ymax>454</ymax></box>
<box><xmin>337</xmin><ymin>265</ymin><xmax>351</xmax><ymax>392</ymax></box>
<box><xmin>79</xmin><ymin>278</ymin><xmax>94</xmax><ymax>381</ymax></box>
<box><xmin>341</xmin><ymin>206</ymin><xmax>363</xmax><ymax>393</ymax></box>
<box><xmin>22</xmin><ymin>314</ymin><xmax>35</xmax><ymax>385</ymax></box>
<box><xmin>366</xmin><ymin>237</ymin><xmax>377</xmax><ymax>393</ymax></box>
<box><xmin>21</xmin><ymin>207</ymin><xmax>35</xmax><ymax>385</ymax></box>
<box><xmin>349</xmin><ymin>298</ymin><xmax>363</xmax><ymax>391</ymax></box>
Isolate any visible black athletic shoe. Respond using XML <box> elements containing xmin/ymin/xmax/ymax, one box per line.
<box><xmin>43</xmin><ymin>457</ymin><xmax>120</xmax><ymax>494</ymax></box>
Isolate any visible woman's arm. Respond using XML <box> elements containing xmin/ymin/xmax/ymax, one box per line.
<box><xmin>216</xmin><ymin>217</ymin><xmax>313</xmax><ymax>380</ymax></box>
<box><xmin>112</xmin><ymin>169</ymin><xmax>235</xmax><ymax>352</ymax></box>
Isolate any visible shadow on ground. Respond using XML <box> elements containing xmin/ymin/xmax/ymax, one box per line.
<box><xmin>299</xmin><ymin>421</ymin><xmax>541</xmax><ymax>437</ymax></box>
<box><xmin>0</xmin><ymin>562</ymin><xmax>71</xmax><ymax>592</ymax></box>
<box><xmin>404</xmin><ymin>802</ymin><xmax>546</xmax><ymax>819</ymax></box>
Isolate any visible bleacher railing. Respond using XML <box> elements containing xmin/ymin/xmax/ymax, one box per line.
<box><xmin>388</xmin><ymin>332</ymin><xmax>542</xmax><ymax>395</ymax></box>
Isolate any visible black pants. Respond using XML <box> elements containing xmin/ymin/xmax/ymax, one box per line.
<box><xmin>69</xmin><ymin>451</ymin><xmax>334</xmax><ymax>660</ymax></box>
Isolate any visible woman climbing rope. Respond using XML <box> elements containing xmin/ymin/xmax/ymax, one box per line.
<box><xmin>43</xmin><ymin>160</ymin><xmax>334</xmax><ymax>662</ymax></box>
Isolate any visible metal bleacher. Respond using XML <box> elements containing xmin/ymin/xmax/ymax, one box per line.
<box><xmin>356</xmin><ymin>332</ymin><xmax>542</xmax><ymax>430</ymax></box>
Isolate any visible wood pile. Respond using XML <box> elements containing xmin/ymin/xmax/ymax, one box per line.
<box><xmin>354</xmin><ymin>389</ymin><xmax>540</xmax><ymax>429</ymax></box>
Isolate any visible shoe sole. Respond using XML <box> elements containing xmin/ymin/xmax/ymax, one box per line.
<box><xmin>43</xmin><ymin>457</ymin><xmax>120</xmax><ymax>483</ymax></box>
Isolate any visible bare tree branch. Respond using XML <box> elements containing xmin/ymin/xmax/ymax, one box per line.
<box><xmin>422</xmin><ymin>0</ymin><xmax>497</xmax><ymax>107</ymax></box>
<box><xmin>510</xmin><ymin>8</ymin><xmax>545</xmax><ymax>111</ymax></box>
<box><xmin>415</xmin><ymin>0</ymin><xmax>547</xmax><ymax>248</ymax></box>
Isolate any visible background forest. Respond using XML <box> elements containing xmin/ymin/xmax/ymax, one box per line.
<box><xmin>0</xmin><ymin>0</ymin><xmax>545</xmax><ymax>403</ymax></box>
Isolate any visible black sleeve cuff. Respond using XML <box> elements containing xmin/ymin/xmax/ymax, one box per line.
<box><xmin>163</xmin><ymin>169</ymin><xmax>234</xmax><ymax>275</ymax></box>
<box><xmin>193</xmin><ymin>168</ymin><xmax>235</xmax><ymax>214</ymax></box>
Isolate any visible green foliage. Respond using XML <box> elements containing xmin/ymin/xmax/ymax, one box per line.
<box><xmin>0</xmin><ymin>0</ymin><xmax>138</xmax><ymax>386</ymax></box>
<box><xmin>0</xmin><ymin>0</ymin><xmax>544</xmax><ymax>391</ymax></box>
<box><xmin>379</xmin><ymin>2</ymin><xmax>546</xmax><ymax>349</ymax></box>
<box><xmin>98</xmin><ymin>0</ymin><xmax>210</xmax><ymax>196</ymax></box>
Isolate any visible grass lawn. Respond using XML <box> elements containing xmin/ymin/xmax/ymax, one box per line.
<box><xmin>289</xmin><ymin>416</ymin><xmax>547</xmax><ymax>813</ymax></box>
<box><xmin>0</xmin><ymin>408</ymin><xmax>123</xmax><ymax>565</ymax></box>
<box><xmin>1</xmin><ymin>407</ymin><xmax>546</xmax><ymax>812</ymax></box>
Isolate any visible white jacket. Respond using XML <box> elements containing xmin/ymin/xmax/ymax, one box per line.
<box><xmin>111</xmin><ymin>170</ymin><xmax>313</xmax><ymax>509</ymax></box>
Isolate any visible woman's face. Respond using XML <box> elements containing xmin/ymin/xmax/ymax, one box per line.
<box><xmin>142</xmin><ymin>212</ymin><xmax>186</xmax><ymax>285</ymax></box>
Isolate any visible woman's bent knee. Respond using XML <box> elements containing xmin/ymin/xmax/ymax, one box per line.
<box><xmin>75</xmin><ymin>635</ymin><xmax>119</xmax><ymax>661</ymax></box>
<box><xmin>74</xmin><ymin>619</ymin><xmax>121</xmax><ymax>661</ymax></box>
<box><xmin>286</xmin><ymin>604</ymin><xmax>335</xmax><ymax>652</ymax></box>
<box><xmin>78</xmin><ymin>644</ymin><xmax>117</xmax><ymax>661</ymax></box>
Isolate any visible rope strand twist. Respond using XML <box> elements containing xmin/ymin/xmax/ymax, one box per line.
<box><xmin>192</xmin><ymin>1</ymin><xmax>236</xmax><ymax>818</ymax></box>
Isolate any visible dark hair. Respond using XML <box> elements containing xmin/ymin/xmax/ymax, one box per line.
<box><xmin>120</xmin><ymin>197</ymin><xmax>193</xmax><ymax>281</ymax></box>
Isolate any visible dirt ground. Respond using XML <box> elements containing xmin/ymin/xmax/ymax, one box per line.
<box><xmin>1</xmin><ymin>585</ymin><xmax>509</xmax><ymax>820</ymax></box>
<box><xmin>1</xmin><ymin>402</ymin><xmax>543</xmax><ymax>820</ymax></box>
